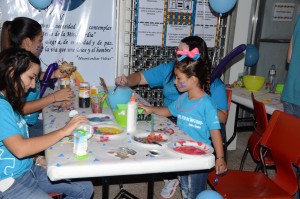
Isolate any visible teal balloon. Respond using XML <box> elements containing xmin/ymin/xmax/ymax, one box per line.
<box><xmin>245</xmin><ymin>44</ymin><xmax>259</xmax><ymax>67</ymax></box>
<box><xmin>209</xmin><ymin>0</ymin><xmax>238</xmax><ymax>14</ymax></box>
<box><xmin>196</xmin><ymin>190</ymin><xmax>223</xmax><ymax>199</ymax></box>
<box><xmin>29</xmin><ymin>0</ymin><xmax>52</xmax><ymax>10</ymax></box>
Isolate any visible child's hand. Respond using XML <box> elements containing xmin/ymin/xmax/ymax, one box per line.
<box><xmin>138</xmin><ymin>103</ymin><xmax>154</xmax><ymax>116</ymax></box>
<box><xmin>62</xmin><ymin>114</ymin><xmax>88</xmax><ymax>137</ymax></box>
<box><xmin>215</xmin><ymin>158</ymin><xmax>227</xmax><ymax>175</ymax></box>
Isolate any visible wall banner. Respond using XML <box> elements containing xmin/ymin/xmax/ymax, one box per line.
<box><xmin>135</xmin><ymin>0</ymin><xmax>218</xmax><ymax>47</ymax></box>
<box><xmin>0</xmin><ymin>0</ymin><xmax>116</xmax><ymax>86</ymax></box>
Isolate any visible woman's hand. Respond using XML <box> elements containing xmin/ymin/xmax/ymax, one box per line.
<box><xmin>115</xmin><ymin>74</ymin><xmax>128</xmax><ymax>86</ymax></box>
<box><xmin>53</xmin><ymin>88</ymin><xmax>75</xmax><ymax>102</ymax></box>
<box><xmin>61</xmin><ymin>114</ymin><xmax>88</xmax><ymax>137</ymax></box>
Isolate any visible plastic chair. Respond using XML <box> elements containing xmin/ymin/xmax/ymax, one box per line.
<box><xmin>48</xmin><ymin>193</ymin><xmax>62</xmax><ymax>199</ymax></box>
<box><xmin>239</xmin><ymin>92</ymin><xmax>274</xmax><ymax>171</ymax></box>
<box><xmin>208</xmin><ymin>110</ymin><xmax>300</xmax><ymax>198</ymax></box>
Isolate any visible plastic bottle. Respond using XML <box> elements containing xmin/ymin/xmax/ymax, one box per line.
<box><xmin>73</xmin><ymin>123</ymin><xmax>89</xmax><ymax>159</ymax></box>
<box><xmin>269</xmin><ymin>65</ymin><xmax>276</xmax><ymax>93</ymax></box>
<box><xmin>126</xmin><ymin>93</ymin><xmax>138</xmax><ymax>132</ymax></box>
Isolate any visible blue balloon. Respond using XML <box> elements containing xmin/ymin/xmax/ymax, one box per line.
<box><xmin>209</xmin><ymin>0</ymin><xmax>238</xmax><ymax>14</ymax></box>
<box><xmin>29</xmin><ymin>0</ymin><xmax>52</xmax><ymax>10</ymax></box>
<box><xmin>245</xmin><ymin>44</ymin><xmax>259</xmax><ymax>67</ymax></box>
<box><xmin>196</xmin><ymin>190</ymin><xmax>223</xmax><ymax>199</ymax></box>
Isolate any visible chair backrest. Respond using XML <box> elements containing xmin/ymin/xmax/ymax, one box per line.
<box><xmin>260</xmin><ymin>110</ymin><xmax>300</xmax><ymax>195</ymax></box>
<box><xmin>226</xmin><ymin>89</ymin><xmax>232</xmax><ymax>111</ymax></box>
<box><xmin>249</xmin><ymin>92</ymin><xmax>269</xmax><ymax>160</ymax></box>
<box><xmin>251</xmin><ymin>92</ymin><xmax>269</xmax><ymax>135</ymax></box>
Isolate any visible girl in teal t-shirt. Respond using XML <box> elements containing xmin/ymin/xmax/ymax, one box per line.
<box><xmin>0</xmin><ymin>48</ymin><xmax>93</xmax><ymax>198</ymax></box>
<box><xmin>139</xmin><ymin>48</ymin><xmax>227</xmax><ymax>199</ymax></box>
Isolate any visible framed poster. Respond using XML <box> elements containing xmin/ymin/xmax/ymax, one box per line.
<box><xmin>0</xmin><ymin>0</ymin><xmax>117</xmax><ymax>86</ymax></box>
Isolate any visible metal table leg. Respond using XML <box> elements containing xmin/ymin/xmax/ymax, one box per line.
<box><xmin>102</xmin><ymin>177</ymin><xmax>109</xmax><ymax>199</ymax></box>
<box><xmin>147</xmin><ymin>174</ymin><xmax>154</xmax><ymax>199</ymax></box>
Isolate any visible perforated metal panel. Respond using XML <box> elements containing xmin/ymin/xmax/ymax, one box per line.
<box><xmin>124</xmin><ymin>0</ymin><xmax>228</xmax><ymax>106</ymax></box>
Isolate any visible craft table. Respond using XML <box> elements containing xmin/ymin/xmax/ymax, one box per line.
<box><xmin>226</xmin><ymin>87</ymin><xmax>283</xmax><ymax>150</ymax></box>
<box><xmin>42</xmin><ymin>87</ymin><xmax>215</xmax><ymax>198</ymax></box>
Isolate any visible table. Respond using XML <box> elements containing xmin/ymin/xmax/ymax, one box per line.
<box><xmin>226</xmin><ymin>87</ymin><xmax>283</xmax><ymax>150</ymax></box>
<box><xmin>42</xmin><ymin>87</ymin><xmax>215</xmax><ymax>198</ymax></box>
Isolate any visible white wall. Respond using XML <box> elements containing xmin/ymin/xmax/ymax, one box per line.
<box><xmin>226</xmin><ymin>0</ymin><xmax>253</xmax><ymax>150</ymax></box>
<box><xmin>228</xmin><ymin>0</ymin><xmax>253</xmax><ymax>83</ymax></box>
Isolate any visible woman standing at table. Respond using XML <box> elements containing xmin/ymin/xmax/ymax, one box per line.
<box><xmin>0</xmin><ymin>48</ymin><xmax>93</xmax><ymax>199</ymax></box>
<box><xmin>1</xmin><ymin>17</ymin><xmax>74</xmax><ymax>138</ymax></box>
<box><xmin>281</xmin><ymin>14</ymin><xmax>300</xmax><ymax>118</ymax></box>
<box><xmin>139</xmin><ymin>49</ymin><xmax>227</xmax><ymax>199</ymax></box>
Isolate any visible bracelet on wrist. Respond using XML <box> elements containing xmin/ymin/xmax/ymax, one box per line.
<box><xmin>216</xmin><ymin>157</ymin><xmax>224</xmax><ymax>160</ymax></box>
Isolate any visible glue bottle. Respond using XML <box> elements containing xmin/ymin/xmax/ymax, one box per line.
<box><xmin>127</xmin><ymin>93</ymin><xmax>138</xmax><ymax>132</ymax></box>
<box><xmin>73</xmin><ymin>123</ymin><xmax>89</xmax><ymax>159</ymax></box>
<box><xmin>70</xmin><ymin>110</ymin><xmax>89</xmax><ymax>159</ymax></box>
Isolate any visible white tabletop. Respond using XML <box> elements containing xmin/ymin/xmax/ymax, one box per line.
<box><xmin>230</xmin><ymin>87</ymin><xmax>283</xmax><ymax>114</ymax></box>
<box><xmin>43</xmin><ymin>87</ymin><xmax>215</xmax><ymax>181</ymax></box>
<box><xmin>225</xmin><ymin>87</ymin><xmax>283</xmax><ymax>150</ymax></box>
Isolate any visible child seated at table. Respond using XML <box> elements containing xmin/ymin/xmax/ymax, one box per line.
<box><xmin>0</xmin><ymin>48</ymin><xmax>93</xmax><ymax>199</ymax></box>
<box><xmin>139</xmin><ymin>48</ymin><xmax>227</xmax><ymax>199</ymax></box>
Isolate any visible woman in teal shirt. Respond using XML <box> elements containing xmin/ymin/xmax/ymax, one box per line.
<box><xmin>281</xmin><ymin>14</ymin><xmax>300</xmax><ymax>118</ymax></box>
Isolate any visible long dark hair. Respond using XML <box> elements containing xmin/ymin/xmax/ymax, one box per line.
<box><xmin>169</xmin><ymin>36</ymin><xmax>211</xmax><ymax>84</ymax></box>
<box><xmin>175</xmin><ymin>56</ymin><xmax>211</xmax><ymax>95</ymax></box>
<box><xmin>1</xmin><ymin>17</ymin><xmax>42</xmax><ymax>50</ymax></box>
<box><xmin>0</xmin><ymin>48</ymin><xmax>41</xmax><ymax>113</ymax></box>
<box><xmin>180</xmin><ymin>36</ymin><xmax>210</xmax><ymax>65</ymax></box>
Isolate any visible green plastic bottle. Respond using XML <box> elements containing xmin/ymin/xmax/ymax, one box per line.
<box><xmin>73</xmin><ymin>124</ymin><xmax>89</xmax><ymax>159</ymax></box>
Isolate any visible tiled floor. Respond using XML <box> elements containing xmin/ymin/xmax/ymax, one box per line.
<box><xmin>90</xmin><ymin>131</ymin><xmax>257</xmax><ymax>199</ymax></box>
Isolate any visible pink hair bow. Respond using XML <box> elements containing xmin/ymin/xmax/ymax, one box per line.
<box><xmin>177</xmin><ymin>48</ymin><xmax>201</xmax><ymax>61</ymax></box>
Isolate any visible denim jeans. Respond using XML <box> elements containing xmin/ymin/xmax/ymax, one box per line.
<box><xmin>283</xmin><ymin>102</ymin><xmax>300</xmax><ymax>118</ymax></box>
<box><xmin>179</xmin><ymin>170</ymin><xmax>209</xmax><ymax>199</ymax></box>
<box><xmin>0</xmin><ymin>165</ymin><xmax>93</xmax><ymax>199</ymax></box>
<box><xmin>28</xmin><ymin>119</ymin><xmax>44</xmax><ymax>137</ymax></box>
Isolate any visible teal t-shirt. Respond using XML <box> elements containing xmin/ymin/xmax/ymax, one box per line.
<box><xmin>168</xmin><ymin>92</ymin><xmax>220</xmax><ymax>145</ymax></box>
<box><xmin>143</xmin><ymin>62</ymin><xmax>178</xmax><ymax>106</ymax></box>
<box><xmin>24</xmin><ymin>87</ymin><xmax>41</xmax><ymax>125</ymax></box>
<box><xmin>0</xmin><ymin>96</ymin><xmax>33</xmax><ymax>180</ymax></box>
<box><xmin>281</xmin><ymin>14</ymin><xmax>300</xmax><ymax>106</ymax></box>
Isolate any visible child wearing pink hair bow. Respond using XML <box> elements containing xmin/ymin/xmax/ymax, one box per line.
<box><xmin>139</xmin><ymin>53</ymin><xmax>227</xmax><ymax>199</ymax></box>
<box><xmin>115</xmin><ymin>36</ymin><xmax>228</xmax><ymax>199</ymax></box>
